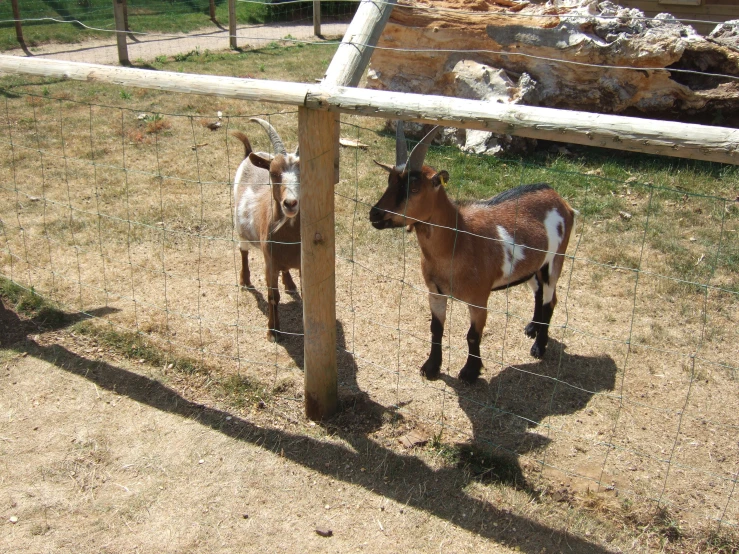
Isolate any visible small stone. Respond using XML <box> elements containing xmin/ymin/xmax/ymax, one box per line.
<box><xmin>257</xmin><ymin>400</ymin><xmax>266</xmax><ymax>409</ymax></box>
<box><xmin>199</xmin><ymin>459</ymin><xmax>205</xmax><ymax>464</ymax></box>
<box><xmin>315</xmin><ymin>526</ymin><xmax>333</xmax><ymax>537</ymax></box>
<box><xmin>324</xmin><ymin>504</ymin><xmax>330</xmax><ymax>510</ymax></box>
<box><xmin>242</xmin><ymin>513</ymin><xmax>249</xmax><ymax>519</ymax></box>
<box><xmin>225</xmin><ymin>416</ymin><xmax>232</xmax><ymax>421</ymax></box>
<box><xmin>9</xmin><ymin>516</ymin><xmax>18</xmax><ymax>524</ymax></box>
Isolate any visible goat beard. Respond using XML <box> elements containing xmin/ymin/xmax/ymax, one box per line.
<box><xmin>269</xmin><ymin>213</ymin><xmax>298</xmax><ymax>235</ymax></box>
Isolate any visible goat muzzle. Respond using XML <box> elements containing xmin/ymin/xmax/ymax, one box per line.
<box><xmin>369</xmin><ymin>206</ymin><xmax>396</xmax><ymax>229</ymax></box>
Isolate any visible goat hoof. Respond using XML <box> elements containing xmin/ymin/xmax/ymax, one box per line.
<box><xmin>267</xmin><ymin>330</ymin><xmax>281</xmax><ymax>343</ymax></box>
<box><xmin>530</xmin><ymin>342</ymin><xmax>546</xmax><ymax>359</ymax></box>
<box><xmin>458</xmin><ymin>363</ymin><xmax>482</xmax><ymax>384</ymax></box>
<box><xmin>420</xmin><ymin>360</ymin><xmax>441</xmax><ymax>380</ymax></box>
<box><xmin>524</xmin><ymin>322</ymin><xmax>538</xmax><ymax>339</ymax></box>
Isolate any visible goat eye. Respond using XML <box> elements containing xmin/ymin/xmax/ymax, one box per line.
<box><xmin>411</xmin><ymin>188</ymin><xmax>419</xmax><ymax>193</ymax></box>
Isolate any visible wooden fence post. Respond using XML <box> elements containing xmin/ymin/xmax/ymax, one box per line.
<box><xmin>228</xmin><ymin>0</ymin><xmax>237</xmax><ymax>49</ymax></box>
<box><xmin>112</xmin><ymin>0</ymin><xmax>130</xmax><ymax>65</ymax></box>
<box><xmin>10</xmin><ymin>0</ymin><xmax>26</xmax><ymax>51</ymax></box>
<box><xmin>313</xmin><ymin>0</ymin><xmax>321</xmax><ymax>37</ymax></box>
<box><xmin>298</xmin><ymin>107</ymin><xmax>338</xmax><ymax>421</ymax></box>
<box><xmin>210</xmin><ymin>0</ymin><xmax>217</xmax><ymax>24</ymax></box>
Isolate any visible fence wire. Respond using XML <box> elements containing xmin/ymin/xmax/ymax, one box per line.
<box><xmin>1</xmin><ymin>11</ymin><xmax>739</xmax><ymax>540</ymax></box>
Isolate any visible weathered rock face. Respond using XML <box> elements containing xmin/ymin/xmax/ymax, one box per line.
<box><xmin>367</xmin><ymin>0</ymin><xmax>739</xmax><ymax>152</ymax></box>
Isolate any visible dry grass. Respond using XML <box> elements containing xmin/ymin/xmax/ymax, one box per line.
<box><xmin>1</xmin><ymin>45</ymin><xmax>739</xmax><ymax>552</ymax></box>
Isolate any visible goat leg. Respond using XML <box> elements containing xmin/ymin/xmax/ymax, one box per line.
<box><xmin>266</xmin><ymin>266</ymin><xmax>281</xmax><ymax>342</ymax></box>
<box><xmin>421</xmin><ymin>292</ymin><xmax>447</xmax><ymax>380</ymax></box>
<box><xmin>525</xmin><ymin>274</ymin><xmax>543</xmax><ymax>339</ymax></box>
<box><xmin>239</xmin><ymin>249</ymin><xmax>252</xmax><ymax>288</ymax></box>
<box><xmin>530</xmin><ymin>289</ymin><xmax>557</xmax><ymax>359</ymax></box>
<box><xmin>458</xmin><ymin>306</ymin><xmax>486</xmax><ymax>384</ymax></box>
<box><xmin>282</xmin><ymin>270</ymin><xmax>298</xmax><ymax>293</ymax></box>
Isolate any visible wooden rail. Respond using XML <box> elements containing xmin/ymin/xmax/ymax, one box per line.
<box><xmin>1</xmin><ymin>55</ymin><xmax>737</xmax><ymax>166</ymax></box>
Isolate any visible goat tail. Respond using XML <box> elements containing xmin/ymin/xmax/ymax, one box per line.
<box><xmin>232</xmin><ymin>131</ymin><xmax>253</xmax><ymax>160</ymax></box>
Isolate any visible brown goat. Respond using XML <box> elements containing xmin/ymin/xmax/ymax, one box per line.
<box><xmin>233</xmin><ymin>119</ymin><xmax>300</xmax><ymax>342</ymax></box>
<box><xmin>369</xmin><ymin>123</ymin><xmax>577</xmax><ymax>384</ymax></box>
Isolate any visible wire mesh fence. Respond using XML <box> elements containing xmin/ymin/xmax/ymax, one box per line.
<box><xmin>1</xmin><ymin>0</ymin><xmax>739</xmax><ymax>541</ymax></box>
<box><xmin>1</xmin><ymin>75</ymin><xmax>738</xmax><ymax>533</ymax></box>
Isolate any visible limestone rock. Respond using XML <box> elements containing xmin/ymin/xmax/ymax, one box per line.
<box><xmin>367</xmin><ymin>0</ymin><xmax>739</xmax><ymax>153</ymax></box>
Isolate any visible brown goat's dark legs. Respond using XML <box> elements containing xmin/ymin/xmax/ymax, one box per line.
<box><xmin>525</xmin><ymin>275</ymin><xmax>543</xmax><ymax>339</ymax></box>
<box><xmin>239</xmin><ymin>249</ymin><xmax>252</xmax><ymax>288</ymax></box>
<box><xmin>458</xmin><ymin>305</ymin><xmax>487</xmax><ymax>384</ymax></box>
<box><xmin>531</xmin><ymin>289</ymin><xmax>557</xmax><ymax>359</ymax></box>
<box><xmin>265</xmin><ymin>263</ymin><xmax>281</xmax><ymax>342</ymax></box>
<box><xmin>421</xmin><ymin>292</ymin><xmax>447</xmax><ymax>380</ymax></box>
<box><xmin>281</xmin><ymin>270</ymin><xmax>297</xmax><ymax>292</ymax></box>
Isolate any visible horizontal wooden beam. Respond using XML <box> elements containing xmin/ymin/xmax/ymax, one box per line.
<box><xmin>307</xmin><ymin>86</ymin><xmax>739</xmax><ymax>165</ymax></box>
<box><xmin>1</xmin><ymin>54</ymin><xmax>738</xmax><ymax>165</ymax></box>
<box><xmin>0</xmin><ymin>55</ymin><xmax>310</xmax><ymax>105</ymax></box>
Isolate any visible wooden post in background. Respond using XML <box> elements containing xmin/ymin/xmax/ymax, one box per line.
<box><xmin>313</xmin><ymin>0</ymin><xmax>321</xmax><ymax>37</ymax></box>
<box><xmin>299</xmin><ymin>107</ymin><xmax>338</xmax><ymax>421</ymax></box>
<box><xmin>228</xmin><ymin>0</ymin><xmax>237</xmax><ymax>49</ymax></box>
<box><xmin>112</xmin><ymin>0</ymin><xmax>130</xmax><ymax>65</ymax></box>
<box><xmin>10</xmin><ymin>0</ymin><xmax>26</xmax><ymax>52</ymax></box>
<box><xmin>210</xmin><ymin>0</ymin><xmax>217</xmax><ymax>24</ymax></box>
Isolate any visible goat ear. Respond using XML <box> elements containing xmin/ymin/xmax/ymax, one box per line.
<box><xmin>249</xmin><ymin>152</ymin><xmax>272</xmax><ymax>171</ymax></box>
<box><xmin>432</xmin><ymin>170</ymin><xmax>449</xmax><ymax>189</ymax></box>
<box><xmin>373</xmin><ymin>160</ymin><xmax>395</xmax><ymax>173</ymax></box>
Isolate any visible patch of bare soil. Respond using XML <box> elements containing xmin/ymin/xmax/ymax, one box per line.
<box><xmin>0</xmin><ymin>302</ymin><xmax>623</xmax><ymax>554</ymax></box>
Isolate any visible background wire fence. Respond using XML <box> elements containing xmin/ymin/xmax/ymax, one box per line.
<box><xmin>0</xmin><ymin>0</ymin><xmax>357</xmax><ymax>54</ymax></box>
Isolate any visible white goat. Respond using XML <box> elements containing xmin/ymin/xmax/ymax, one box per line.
<box><xmin>233</xmin><ymin>118</ymin><xmax>300</xmax><ymax>341</ymax></box>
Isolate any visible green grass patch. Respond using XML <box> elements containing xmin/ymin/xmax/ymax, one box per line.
<box><xmin>0</xmin><ymin>276</ymin><xmax>68</xmax><ymax>329</ymax></box>
<box><xmin>72</xmin><ymin>319</ymin><xmax>272</xmax><ymax>408</ymax></box>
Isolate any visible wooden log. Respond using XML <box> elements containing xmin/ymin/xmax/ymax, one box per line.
<box><xmin>322</xmin><ymin>0</ymin><xmax>395</xmax><ymax>183</ymax></box>
<box><xmin>314</xmin><ymin>0</ymin><xmax>322</xmax><ymax>37</ymax></box>
<box><xmin>1</xmin><ymin>55</ymin><xmax>738</xmax><ymax>165</ymax></box>
<box><xmin>299</xmin><ymin>107</ymin><xmax>338</xmax><ymax>421</ymax></box>
<box><xmin>323</xmin><ymin>0</ymin><xmax>397</xmax><ymax>88</ymax></box>
<box><xmin>112</xmin><ymin>0</ymin><xmax>130</xmax><ymax>66</ymax></box>
<box><xmin>0</xmin><ymin>56</ymin><xmax>310</xmax><ymax>105</ymax></box>
<box><xmin>10</xmin><ymin>0</ymin><xmax>25</xmax><ymax>50</ymax></box>
<box><xmin>228</xmin><ymin>0</ymin><xmax>237</xmax><ymax>49</ymax></box>
<box><xmin>210</xmin><ymin>0</ymin><xmax>217</xmax><ymax>24</ymax></box>
<box><xmin>305</xmin><ymin>85</ymin><xmax>739</xmax><ymax>165</ymax></box>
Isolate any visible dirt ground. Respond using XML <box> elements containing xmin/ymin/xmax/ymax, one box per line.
<box><xmin>2</xmin><ymin>21</ymin><xmax>348</xmax><ymax>65</ymax></box>
<box><xmin>1</xmin><ymin>301</ymin><xmax>616</xmax><ymax>554</ymax></box>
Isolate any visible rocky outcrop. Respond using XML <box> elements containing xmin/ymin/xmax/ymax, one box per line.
<box><xmin>367</xmin><ymin>0</ymin><xmax>739</xmax><ymax>153</ymax></box>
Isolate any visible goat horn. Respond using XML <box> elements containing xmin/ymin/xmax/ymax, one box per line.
<box><xmin>395</xmin><ymin>121</ymin><xmax>408</xmax><ymax>167</ymax></box>
<box><xmin>407</xmin><ymin>126</ymin><xmax>441</xmax><ymax>172</ymax></box>
<box><xmin>249</xmin><ymin>118</ymin><xmax>287</xmax><ymax>156</ymax></box>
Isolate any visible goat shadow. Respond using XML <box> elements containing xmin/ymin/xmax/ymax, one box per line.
<box><xmin>245</xmin><ymin>281</ymin><xmax>394</xmax><ymax>431</ymax></box>
<box><xmin>438</xmin><ymin>341</ymin><xmax>618</xmax><ymax>485</ymax></box>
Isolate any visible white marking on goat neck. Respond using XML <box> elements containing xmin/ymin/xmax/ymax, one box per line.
<box><xmin>497</xmin><ymin>225</ymin><xmax>526</xmax><ymax>278</ymax></box>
